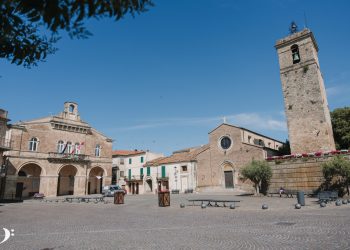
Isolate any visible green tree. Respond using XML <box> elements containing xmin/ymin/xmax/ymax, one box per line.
<box><xmin>278</xmin><ymin>139</ymin><xmax>291</xmax><ymax>155</ymax></box>
<box><xmin>322</xmin><ymin>156</ymin><xmax>350</xmax><ymax>196</ymax></box>
<box><xmin>331</xmin><ymin>107</ymin><xmax>350</xmax><ymax>150</ymax></box>
<box><xmin>240</xmin><ymin>160</ymin><xmax>272</xmax><ymax>195</ymax></box>
<box><xmin>0</xmin><ymin>0</ymin><xmax>154</xmax><ymax>67</ymax></box>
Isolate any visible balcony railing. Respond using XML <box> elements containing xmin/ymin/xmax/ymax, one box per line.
<box><xmin>47</xmin><ymin>152</ymin><xmax>90</xmax><ymax>163</ymax></box>
<box><xmin>0</xmin><ymin>137</ymin><xmax>12</xmax><ymax>150</ymax></box>
<box><xmin>127</xmin><ymin>175</ymin><xmax>144</xmax><ymax>181</ymax></box>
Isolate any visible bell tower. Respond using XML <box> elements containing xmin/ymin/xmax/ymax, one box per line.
<box><xmin>275</xmin><ymin>24</ymin><xmax>335</xmax><ymax>153</ymax></box>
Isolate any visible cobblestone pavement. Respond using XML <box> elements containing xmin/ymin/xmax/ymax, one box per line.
<box><xmin>1</xmin><ymin>193</ymin><xmax>350</xmax><ymax>250</ymax></box>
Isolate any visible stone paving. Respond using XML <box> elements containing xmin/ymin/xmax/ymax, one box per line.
<box><xmin>1</xmin><ymin>193</ymin><xmax>350</xmax><ymax>250</ymax></box>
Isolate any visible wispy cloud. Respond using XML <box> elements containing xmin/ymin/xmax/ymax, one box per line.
<box><xmin>107</xmin><ymin>113</ymin><xmax>287</xmax><ymax>132</ymax></box>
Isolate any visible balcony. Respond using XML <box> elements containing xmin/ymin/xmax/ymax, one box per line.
<box><xmin>0</xmin><ymin>137</ymin><xmax>12</xmax><ymax>151</ymax></box>
<box><xmin>47</xmin><ymin>152</ymin><xmax>90</xmax><ymax>163</ymax></box>
<box><xmin>127</xmin><ymin>175</ymin><xmax>144</xmax><ymax>182</ymax></box>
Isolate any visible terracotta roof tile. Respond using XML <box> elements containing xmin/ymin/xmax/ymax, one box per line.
<box><xmin>112</xmin><ymin>150</ymin><xmax>145</xmax><ymax>156</ymax></box>
<box><xmin>145</xmin><ymin>145</ymin><xmax>209</xmax><ymax>166</ymax></box>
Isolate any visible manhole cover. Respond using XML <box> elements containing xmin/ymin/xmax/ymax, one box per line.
<box><xmin>275</xmin><ymin>222</ymin><xmax>296</xmax><ymax>226</ymax></box>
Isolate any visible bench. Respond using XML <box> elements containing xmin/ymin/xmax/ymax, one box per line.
<box><xmin>318</xmin><ymin>191</ymin><xmax>338</xmax><ymax>203</ymax></box>
<box><xmin>184</xmin><ymin>189</ymin><xmax>194</xmax><ymax>194</ymax></box>
<box><xmin>171</xmin><ymin>190</ymin><xmax>180</xmax><ymax>194</ymax></box>
<box><xmin>65</xmin><ymin>196</ymin><xmax>104</xmax><ymax>203</ymax></box>
<box><xmin>188</xmin><ymin>199</ymin><xmax>241</xmax><ymax>208</ymax></box>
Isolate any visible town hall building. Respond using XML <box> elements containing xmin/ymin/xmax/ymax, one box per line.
<box><xmin>3</xmin><ymin>102</ymin><xmax>113</xmax><ymax>198</ymax></box>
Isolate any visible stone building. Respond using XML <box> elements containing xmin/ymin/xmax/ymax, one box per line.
<box><xmin>146</xmin><ymin>123</ymin><xmax>283</xmax><ymax>193</ymax></box>
<box><xmin>0</xmin><ymin>109</ymin><xmax>12</xmax><ymax>199</ymax></box>
<box><xmin>3</xmin><ymin>102</ymin><xmax>113</xmax><ymax>198</ymax></box>
<box><xmin>275</xmin><ymin>28</ymin><xmax>335</xmax><ymax>153</ymax></box>
<box><xmin>112</xmin><ymin>150</ymin><xmax>163</xmax><ymax>194</ymax></box>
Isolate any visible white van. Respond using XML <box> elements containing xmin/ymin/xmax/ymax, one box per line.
<box><xmin>102</xmin><ymin>185</ymin><xmax>125</xmax><ymax>197</ymax></box>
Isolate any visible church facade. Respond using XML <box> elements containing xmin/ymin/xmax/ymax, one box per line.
<box><xmin>146</xmin><ymin>123</ymin><xmax>284</xmax><ymax>193</ymax></box>
<box><xmin>3</xmin><ymin>102</ymin><xmax>113</xmax><ymax>198</ymax></box>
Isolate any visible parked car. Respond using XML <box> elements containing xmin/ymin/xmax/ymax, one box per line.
<box><xmin>102</xmin><ymin>185</ymin><xmax>125</xmax><ymax>197</ymax></box>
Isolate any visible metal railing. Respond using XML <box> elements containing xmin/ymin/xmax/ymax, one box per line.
<box><xmin>127</xmin><ymin>175</ymin><xmax>144</xmax><ymax>181</ymax></box>
<box><xmin>47</xmin><ymin>152</ymin><xmax>90</xmax><ymax>162</ymax></box>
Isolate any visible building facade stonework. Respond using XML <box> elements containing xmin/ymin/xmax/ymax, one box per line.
<box><xmin>275</xmin><ymin>28</ymin><xmax>335</xmax><ymax>153</ymax></box>
<box><xmin>4</xmin><ymin>102</ymin><xmax>113</xmax><ymax>198</ymax></box>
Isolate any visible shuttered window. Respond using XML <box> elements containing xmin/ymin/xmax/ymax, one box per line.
<box><xmin>161</xmin><ymin>166</ymin><xmax>166</xmax><ymax>178</ymax></box>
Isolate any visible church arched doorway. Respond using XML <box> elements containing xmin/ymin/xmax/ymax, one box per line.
<box><xmin>17</xmin><ymin>163</ymin><xmax>42</xmax><ymax>198</ymax></box>
<box><xmin>88</xmin><ymin>167</ymin><xmax>104</xmax><ymax>194</ymax></box>
<box><xmin>57</xmin><ymin>165</ymin><xmax>77</xmax><ymax>196</ymax></box>
<box><xmin>223</xmin><ymin>162</ymin><xmax>234</xmax><ymax>189</ymax></box>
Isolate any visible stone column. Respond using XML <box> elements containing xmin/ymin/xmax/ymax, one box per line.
<box><xmin>40</xmin><ymin>175</ymin><xmax>58</xmax><ymax>197</ymax></box>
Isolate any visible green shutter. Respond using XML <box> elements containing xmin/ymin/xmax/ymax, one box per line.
<box><xmin>140</xmin><ymin>168</ymin><xmax>144</xmax><ymax>176</ymax></box>
<box><xmin>161</xmin><ymin>166</ymin><xmax>166</xmax><ymax>178</ymax></box>
<box><xmin>128</xmin><ymin>169</ymin><xmax>131</xmax><ymax>180</ymax></box>
<box><xmin>129</xmin><ymin>158</ymin><xmax>132</xmax><ymax>164</ymax></box>
<box><xmin>147</xmin><ymin>167</ymin><xmax>150</xmax><ymax>176</ymax></box>
<box><xmin>141</xmin><ymin>156</ymin><xmax>144</xmax><ymax>163</ymax></box>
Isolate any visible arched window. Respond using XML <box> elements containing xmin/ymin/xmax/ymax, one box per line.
<box><xmin>57</xmin><ymin>140</ymin><xmax>65</xmax><ymax>153</ymax></box>
<box><xmin>291</xmin><ymin>44</ymin><xmax>300</xmax><ymax>64</ymax></box>
<box><xmin>29</xmin><ymin>137</ymin><xmax>39</xmax><ymax>151</ymax></box>
<box><xmin>75</xmin><ymin>143</ymin><xmax>81</xmax><ymax>155</ymax></box>
<box><xmin>66</xmin><ymin>142</ymin><xmax>72</xmax><ymax>154</ymax></box>
<box><xmin>69</xmin><ymin>104</ymin><xmax>75</xmax><ymax>113</ymax></box>
<box><xmin>95</xmin><ymin>144</ymin><xmax>101</xmax><ymax>157</ymax></box>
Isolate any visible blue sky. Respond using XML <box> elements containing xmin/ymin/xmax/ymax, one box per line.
<box><xmin>1</xmin><ymin>0</ymin><xmax>349</xmax><ymax>155</ymax></box>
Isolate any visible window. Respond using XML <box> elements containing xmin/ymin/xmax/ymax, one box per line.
<box><xmin>29</xmin><ymin>137</ymin><xmax>39</xmax><ymax>151</ymax></box>
<box><xmin>291</xmin><ymin>44</ymin><xmax>300</xmax><ymax>64</ymax></box>
<box><xmin>248</xmin><ymin>136</ymin><xmax>251</xmax><ymax>143</ymax></box>
<box><xmin>141</xmin><ymin>156</ymin><xmax>144</xmax><ymax>163</ymax></box>
<box><xmin>120</xmin><ymin>171</ymin><xmax>125</xmax><ymax>177</ymax></box>
<box><xmin>128</xmin><ymin>169</ymin><xmax>131</xmax><ymax>180</ymax></box>
<box><xmin>147</xmin><ymin>167</ymin><xmax>150</xmax><ymax>176</ymax></box>
<box><xmin>181</xmin><ymin>166</ymin><xmax>188</xmax><ymax>172</ymax></box>
<box><xmin>66</xmin><ymin>142</ymin><xmax>72</xmax><ymax>154</ymax></box>
<box><xmin>161</xmin><ymin>166</ymin><xmax>166</xmax><ymax>178</ymax></box>
<box><xmin>75</xmin><ymin>143</ymin><xmax>81</xmax><ymax>154</ymax></box>
<box><xmin>120</xmin><ymin>158</ymin><xmax>124</xmax><ymax>165</ymax></box>
<box><xmin>57</xmin><ymin>140</ymin><xmax>65</xmax><ymax>153</ymax></box>
<box><xmin>69</xmin><ymin>104</ymin><xmax>75</xmax><ymax>113</ymax></box>
<box><xmin>95</xmin><ymin>144</ymin><xmax>101</xmax><ymax>157</ymax></box>
<box><xmin>129</xmin><ymin>158</ymin><xmax>132</xmax><ymax>164</ymax></box>
<box><xmin>140</xmin><ymin>168</ymin><xmax>144</xmax><ymax>177</ymax></box>
<box><xmin>220</xmin><ymin>136</ymin><xmax>232</xmax><ymax>150</ymax></box>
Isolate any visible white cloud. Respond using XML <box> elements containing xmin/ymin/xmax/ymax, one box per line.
<box><xmin>109</xmin><ymin>112</ymin><xmax>287</xmax><ymax>132</ymax></box>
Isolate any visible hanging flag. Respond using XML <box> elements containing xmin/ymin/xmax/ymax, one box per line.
<box><xmin>61</xmin><ymin>143</ymin><xmax>68</xmax><ymax>154</ymax></box>
<box><xmin>71</xmin><ymin>146</ymin><xmax>75</xmax><ymax>155</ymax></box>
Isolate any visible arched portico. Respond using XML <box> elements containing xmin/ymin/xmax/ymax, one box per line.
<box><xmin>57</xmin><ymin>165</ymin><xmax>77</xmax><ymax>196</ymax></box>
<box><xmin>88</xmin><ymin>166</ymin><xmax>105</xmax><ymax>194</ymax></box>
<box><xmin>16</xmin><ymin>163</ymin><xmax>42</xmax><ymax>198</ymax></box>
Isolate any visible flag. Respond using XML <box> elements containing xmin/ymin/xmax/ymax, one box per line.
<box><xmin>60</xmin><ymin>143</ymin><xmax>68</xmax><ymax>154</ymax></box>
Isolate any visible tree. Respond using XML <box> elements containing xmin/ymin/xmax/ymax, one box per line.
<box><xmin>322</xmin><ymin>156</ymin><xmax>350</xmax><ymax>196</ymax></box>
<box><xmin>0</xmin><ymin>0</ymin><xmax>154</xmax><ymax>67</ymax></box>
<box><xmin>278</xmin><ymin>139</ymin><xmax>291</xmax><ymax>155</ymax></box>
<box><xmin>331</xmin><ymin>107</ymin><xmax>350</xmax><ymax>150</ymax></box>
<box><xmin>240</xmin><ymin>160</ymin><xmax>272</xmax><ymax>195</ymax></box>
